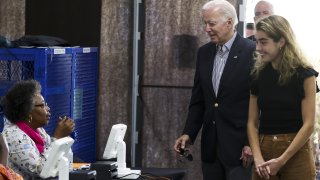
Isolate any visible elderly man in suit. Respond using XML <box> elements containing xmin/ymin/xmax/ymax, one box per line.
<box><xmin>174</xmin><ymin>0</ymin><xmax>256</xmax><ymax>179</ymax></box>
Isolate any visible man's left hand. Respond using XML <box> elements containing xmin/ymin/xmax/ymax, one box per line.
<box><xmin>240</xmin><ymin>146</ymin><xmax>253</xmax><ymax>168</ymax></box>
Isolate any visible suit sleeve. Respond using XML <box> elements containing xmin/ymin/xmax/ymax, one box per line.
<box><xmin>182</xmin><ymin>48</ymin><xmax>206</xmax><ymax>144</ymax></box>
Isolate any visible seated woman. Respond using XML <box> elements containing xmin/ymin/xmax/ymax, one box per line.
<box><xmin>0</xmin><ymin>79</ymin><xmax>75</xmax><ymax>179</ymax></box>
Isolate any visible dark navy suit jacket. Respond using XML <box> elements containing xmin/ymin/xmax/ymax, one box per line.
<box><xmin>183</xmin><ymin>33</ymin><xmax>256</xmax><ymax>166</ymax></box>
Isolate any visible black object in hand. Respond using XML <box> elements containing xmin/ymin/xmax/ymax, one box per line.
<box><xmin>178</xmin><ymin>148</ymin><xmax>193</xmax><ymax>161</ymax></box>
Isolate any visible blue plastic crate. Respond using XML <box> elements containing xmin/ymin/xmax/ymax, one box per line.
<box><xmin>0</xmin><ymin>47</ymin><xmax>98</xmax><ymax>162</ymax></box>
<box><xmin>72</xmin><ymin>47</ymin><xmax>98</xmax><ymax>163</ymax></box>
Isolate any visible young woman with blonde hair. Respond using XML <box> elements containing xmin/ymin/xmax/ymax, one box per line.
<box><xmin>247</xmin><ymin>15</ymin><xmax>318</xmax><ymax>180</ymax></box>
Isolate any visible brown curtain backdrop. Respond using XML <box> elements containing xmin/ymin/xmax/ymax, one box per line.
<box><xmin>98</xmin><ymin>0</ymin><xmax>134</xmax><ymax>160</ymax></box>
<box><xmin>0</xmin><ymin>0</ymin><xmax>25</xmax><ymax>39</ymax></box>
<box><xmin>141</xmin><ymin>1</ymin><xmax>208</xmax><ymax>179</ymax></box>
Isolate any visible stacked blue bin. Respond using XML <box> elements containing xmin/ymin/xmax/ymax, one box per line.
<box><xmin>0</xmin><ymin>47</ymin><xmax>98</xmax><ymax>162</ymax></box>
<box><xmin>72</xmin><ymin>47</ymin><xmax>98</xmax><ymax>162</ymax></box>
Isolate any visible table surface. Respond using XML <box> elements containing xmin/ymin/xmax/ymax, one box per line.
<box><xmin>74</xmin><ymin>162</ymin><xmax>187</xmax><ymax>180</ymax></box>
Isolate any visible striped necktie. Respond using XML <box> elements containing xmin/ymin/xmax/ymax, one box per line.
<box><xmin>212</xmin><ymin>45</ymin><xmax>226</xmax><ymax>95</ymax></box>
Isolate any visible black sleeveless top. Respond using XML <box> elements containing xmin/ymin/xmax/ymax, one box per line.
<box><xmin>251</xmin><ymin>63</ymin><xmax>318</xmax><ymax>134</ymax></box>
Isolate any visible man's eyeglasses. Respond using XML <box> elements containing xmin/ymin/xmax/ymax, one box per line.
<box><xmin>34</xmin><ymin>102</ymin><xmax>48</xmax><ymax>108</ymax></box>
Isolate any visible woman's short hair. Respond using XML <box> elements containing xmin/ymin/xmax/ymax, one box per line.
<box><xmin>1</xmin><ymin>80</ymin><xmax>41</xmax><ymax>123</ymax></box>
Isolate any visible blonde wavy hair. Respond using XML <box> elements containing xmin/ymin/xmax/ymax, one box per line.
<box><xmin>252</xmin><ymin>15</ymin><xmax>312</xmax><ymax>85</ymax></box>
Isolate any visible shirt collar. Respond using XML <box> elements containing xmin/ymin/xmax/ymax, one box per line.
<box><xmin>216</xmin><ymin>32</ymin><xmax>237</xmax><ymax>52</ymax></box>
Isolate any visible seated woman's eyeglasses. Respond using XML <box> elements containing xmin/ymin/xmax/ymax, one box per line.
<box><xmin>34</xmin><ymin>102</ymin><xmax>48</xmax><ymax>108</ymax></box>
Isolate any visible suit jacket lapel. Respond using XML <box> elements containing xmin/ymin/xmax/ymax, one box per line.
<box><xmin>218</xmin><ymin>33</ymin><xmax>242</xmax><ymax>94</ymax></box>
<box><xmin>203</xmin><ymin>43</ymin><xmax>217</xmax><ymax>98</ymax></box>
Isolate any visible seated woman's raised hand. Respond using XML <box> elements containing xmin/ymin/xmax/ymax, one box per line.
<box><xmin>53</xmin><ymin>116</ymin><xmax>75</xmax><ymax>139</ymax></box>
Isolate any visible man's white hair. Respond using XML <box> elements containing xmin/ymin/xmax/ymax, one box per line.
<box><xmin>202</xmin><ymin>0</ymin><xmax>238</xmax><ymax>29</ymax></box>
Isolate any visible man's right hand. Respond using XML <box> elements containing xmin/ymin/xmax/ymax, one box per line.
<box><xmin>173</xmin><ymin>134</ymin><xmax>190</xmax><ymax>153</ymax></box>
